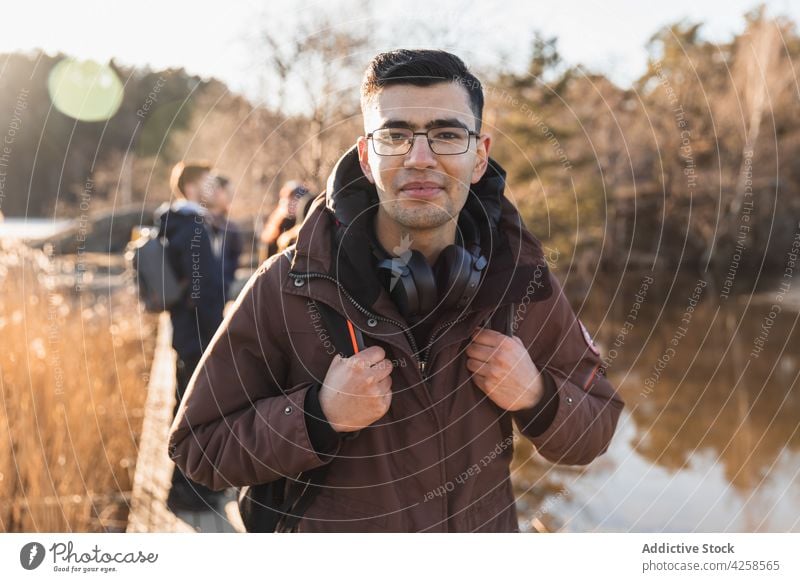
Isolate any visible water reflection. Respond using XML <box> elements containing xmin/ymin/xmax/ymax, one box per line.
<box><xmin>513</xmin><ymin>271</ymin><xmax>800</xmax><ymax>532</ymax></box>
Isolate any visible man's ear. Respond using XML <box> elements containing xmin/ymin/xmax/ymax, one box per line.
<box><xmin>471</xmin><ymin>134</ymin><xmax>492</xmax><ymax>184</ymax></box>
<box><xmin>357</xmin><ymin>136</ymin><xmax>375</xmax><ymax>184</ymax></box>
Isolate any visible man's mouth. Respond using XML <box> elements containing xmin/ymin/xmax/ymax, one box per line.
<box><xmin>399</xmin><ymin>181</ymin><xmax>445</xmax><ymax>199</ymax></box>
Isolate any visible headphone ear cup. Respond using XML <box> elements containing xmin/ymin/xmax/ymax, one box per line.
<box><xmin>405</xmin><ymin>250</ymin><xmax>437</xmax><ymax>316</ymax></box>
<box><xmin>376</xmin><ymin>250</ymin><xmax>437</xmax><ymax>318</ymax></box>
<box><xmin>434</xmin><ymin>245</ymin><xmax>472</xmax><ymax>310</ymax></box>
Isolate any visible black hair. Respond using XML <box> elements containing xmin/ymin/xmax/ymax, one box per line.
<box><xmin>360</xmin><ymin>49</ymin><xmax>484</xmax><ymax>131</ymax></box>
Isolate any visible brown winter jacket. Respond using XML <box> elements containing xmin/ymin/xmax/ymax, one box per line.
<box><xmin>168</xmin><ymin>146</ymin><xmax>624</xmax><ymax>532</ymax></box>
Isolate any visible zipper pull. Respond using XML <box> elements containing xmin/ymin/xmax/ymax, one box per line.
<box><xmin>418</xmin><ymin>360</ymin><xmax>426</xmax><ymax>376</ymax></box>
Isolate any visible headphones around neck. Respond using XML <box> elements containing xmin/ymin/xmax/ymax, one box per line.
<box><xmin>372</xmin><ymin>213</ymin><xmax>488</xmax><ymax>319</ymax></box>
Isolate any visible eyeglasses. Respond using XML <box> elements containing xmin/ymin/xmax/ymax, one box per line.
<box><xmin>367</xmin><ymin>127</ymin><xmax>479</xmax><ymax>156</ymax></box>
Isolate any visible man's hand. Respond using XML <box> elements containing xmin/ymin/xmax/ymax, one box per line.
<box><xmin>465</xmin><ymin>328</ymin><xmax>544</xmax><ymax>412</ymax></box>
<box><xmin>319</xmin><ymin>346</ymin><xmax>393</xmax><ymax>433</ymax></box>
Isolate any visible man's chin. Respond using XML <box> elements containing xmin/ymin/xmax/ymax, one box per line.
<box><xmin>386</xmin><ymin>207</ymin><xmax>454</xmax><ymax>230</ymax></box>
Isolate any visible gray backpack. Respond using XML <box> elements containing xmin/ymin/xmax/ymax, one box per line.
<box><xmin>127</xmin><ymin>227</ymin><xmax>186</xmax><ymax>312</ymax></box>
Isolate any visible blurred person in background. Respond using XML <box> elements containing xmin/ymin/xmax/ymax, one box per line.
<box><xmin>258</xmin><ymin>180</ymin><xmax>310</xmax><ymax>262</ymax></box>
<box><xmin>209</xmin><ymin>174</ymin><xmax>243</xmax><ymax>300</ymax></box>
<box><xmin>275</xmin><ymin>189</ymin><xmax>318</xmax><ymax>253</ymax></box>
<box><xmin>157</xmin><ymin>160</ymin><xmax>227</xmax><ymax>513</ymax></box>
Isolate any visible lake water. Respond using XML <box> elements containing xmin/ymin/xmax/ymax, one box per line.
<box><xmin>0</xmin><ymin>218</ymin><xmax>74</xmax><ymax>241</ymax></box>
<box><xmin>514</xmin><ymin>270</ymin><xmax>800</xmax><ymax>532</ymax></box>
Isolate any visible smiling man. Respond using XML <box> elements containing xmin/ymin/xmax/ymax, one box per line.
<box><xmin>168</xmin><ymin>49</ymin><xmax>624</xmax><ymax>532</ymax></box>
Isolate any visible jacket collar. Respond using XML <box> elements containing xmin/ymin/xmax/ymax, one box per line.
<box><xmin>156</xmin><ymin>198</ymin><xmax>209</xmax><ymax>218</ymax></box>
<box><xmin>289</xmin><ymin>145</ymin><xmax>552</xmax><ymax>318</ymax></box>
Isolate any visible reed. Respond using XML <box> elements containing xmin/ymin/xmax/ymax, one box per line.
<box><xmin>0</xmin><ymin>240</ymin><xmax>155</xmax><ymax>532</ymax></box>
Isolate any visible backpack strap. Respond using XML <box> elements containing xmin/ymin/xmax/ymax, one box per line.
<box><xmin>486</xmin><ymin>302</ymin><xmax>516</xmax><ymax>336</ymax></box>
<box><xmin>505</xmin><ymin>302</ymin><xmax>516</xmax><ymax>335</ymax></box>
<box><xmin>278</xmin><ymin>463</ymin><xmax>329</xmax><ymax>533</ymax></box>
<box><xmin>315</xmin><ymin>300</ymin><xmax>365</xmax><ymax>354</ymax></box>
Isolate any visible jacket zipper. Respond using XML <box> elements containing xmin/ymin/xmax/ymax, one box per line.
<box><xmin>417</xmin><ymin>313</ymin><xmax>471</xmax><ymax>378</ymax></box>
<box><xmin>417</xmin><ymin>313</ymin><xmax>474</xmax><ymax>532</ymax></box>
<box><xmin>288</xmin><ymin>271</ymin><xmax>423</xmax><ymax>369</ymax></box>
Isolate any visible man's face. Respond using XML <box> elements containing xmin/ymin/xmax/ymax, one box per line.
<box><xmin>357</xmin><ymin>82</ymin><xmax>491</xmax><ymax>231</ymax></box>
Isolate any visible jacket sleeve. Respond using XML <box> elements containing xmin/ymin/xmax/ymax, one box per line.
<box><xmin>512</xmin><ymin>270</ymin><xmax>624</xmax><ymax>465</ymax></box>
<box><xmin>167</xmin><ymin>254</ymin><xmax>341</xmax><ymax>490</ymax></box>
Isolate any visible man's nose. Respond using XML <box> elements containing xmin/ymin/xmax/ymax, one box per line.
<box><xmin>403</xmin><ymin>135</ymin><xmax>437</xmax><ymax>168</ymax></box>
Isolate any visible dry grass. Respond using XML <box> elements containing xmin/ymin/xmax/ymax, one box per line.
<box><xmin>0</xmin><ymin>240</ymin><xmax>156</xmax><ymax>532</ymax></box>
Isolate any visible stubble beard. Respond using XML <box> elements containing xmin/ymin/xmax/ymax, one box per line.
<box><xmin>380</xmin><ymin>186</ymin><xmax>467</xmax><ymax>231</ymax></box>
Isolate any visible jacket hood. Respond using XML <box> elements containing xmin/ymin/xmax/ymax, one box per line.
<box><xmin>290</xmin><ymin>145</ymin><xmax>552</xmax><ymax>314</ymax></box>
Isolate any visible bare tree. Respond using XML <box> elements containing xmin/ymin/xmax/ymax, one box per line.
<box><xmin>726</xmin><ymin>8</ymin><xmax>791</xmax><ymax>224</ymax></box>
<box><xmin>256</xmin><ymin>6</ymin><xmax>370</xmax><ymax>189</ymax></box>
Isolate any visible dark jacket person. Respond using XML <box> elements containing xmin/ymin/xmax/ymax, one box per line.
<box><xmin>168</xmin><ymin>50</ymin><xmax>624</xmax><ymax>531</ymax></box>
<box><xmin>159</xmin><ymin>161</ymin><xmax>226</xmax><ymax>511</ymax></box>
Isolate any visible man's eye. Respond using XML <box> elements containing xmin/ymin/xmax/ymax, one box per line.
<box><xmin>375</xmin><ymin>131</ymin><xmax>409</xmax><ymax>143</ymax></box>
<box><xmin>387</xmin><ymin>132</ymin><xmax>410</xmax><ymax>141</ymax></box>
<box><xmin>431</xmin><ymin>129</ymin><xmax>464</xmax><ymax>140</ymax></box>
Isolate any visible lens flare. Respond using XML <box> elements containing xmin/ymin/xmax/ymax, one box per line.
<box><xmin>47</xmin><ymin>58</ymin><xmax>124</xmax><ymax>122</ymax></box>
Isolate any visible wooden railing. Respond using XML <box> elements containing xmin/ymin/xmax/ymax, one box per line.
<box><xmin>126</xmin><ymin>313</ymin><xmax>242</xmax><ymax>533</ymax></box>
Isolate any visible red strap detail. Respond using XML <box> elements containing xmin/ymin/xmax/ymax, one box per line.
<box><xmin>346</xmin><ymin>320</ymin><xmax>360</xmax><ymax>354</ymax></box>
<box><xmin>582</xmin><ymin>362</ymin><xmax>601</xmax><ymax>391</ymax></box>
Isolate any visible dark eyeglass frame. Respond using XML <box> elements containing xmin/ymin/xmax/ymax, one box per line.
<box><xmin>366</xmin><ymin>127</ymin><xmax>481</xmax><ymax>156</ymax></box>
